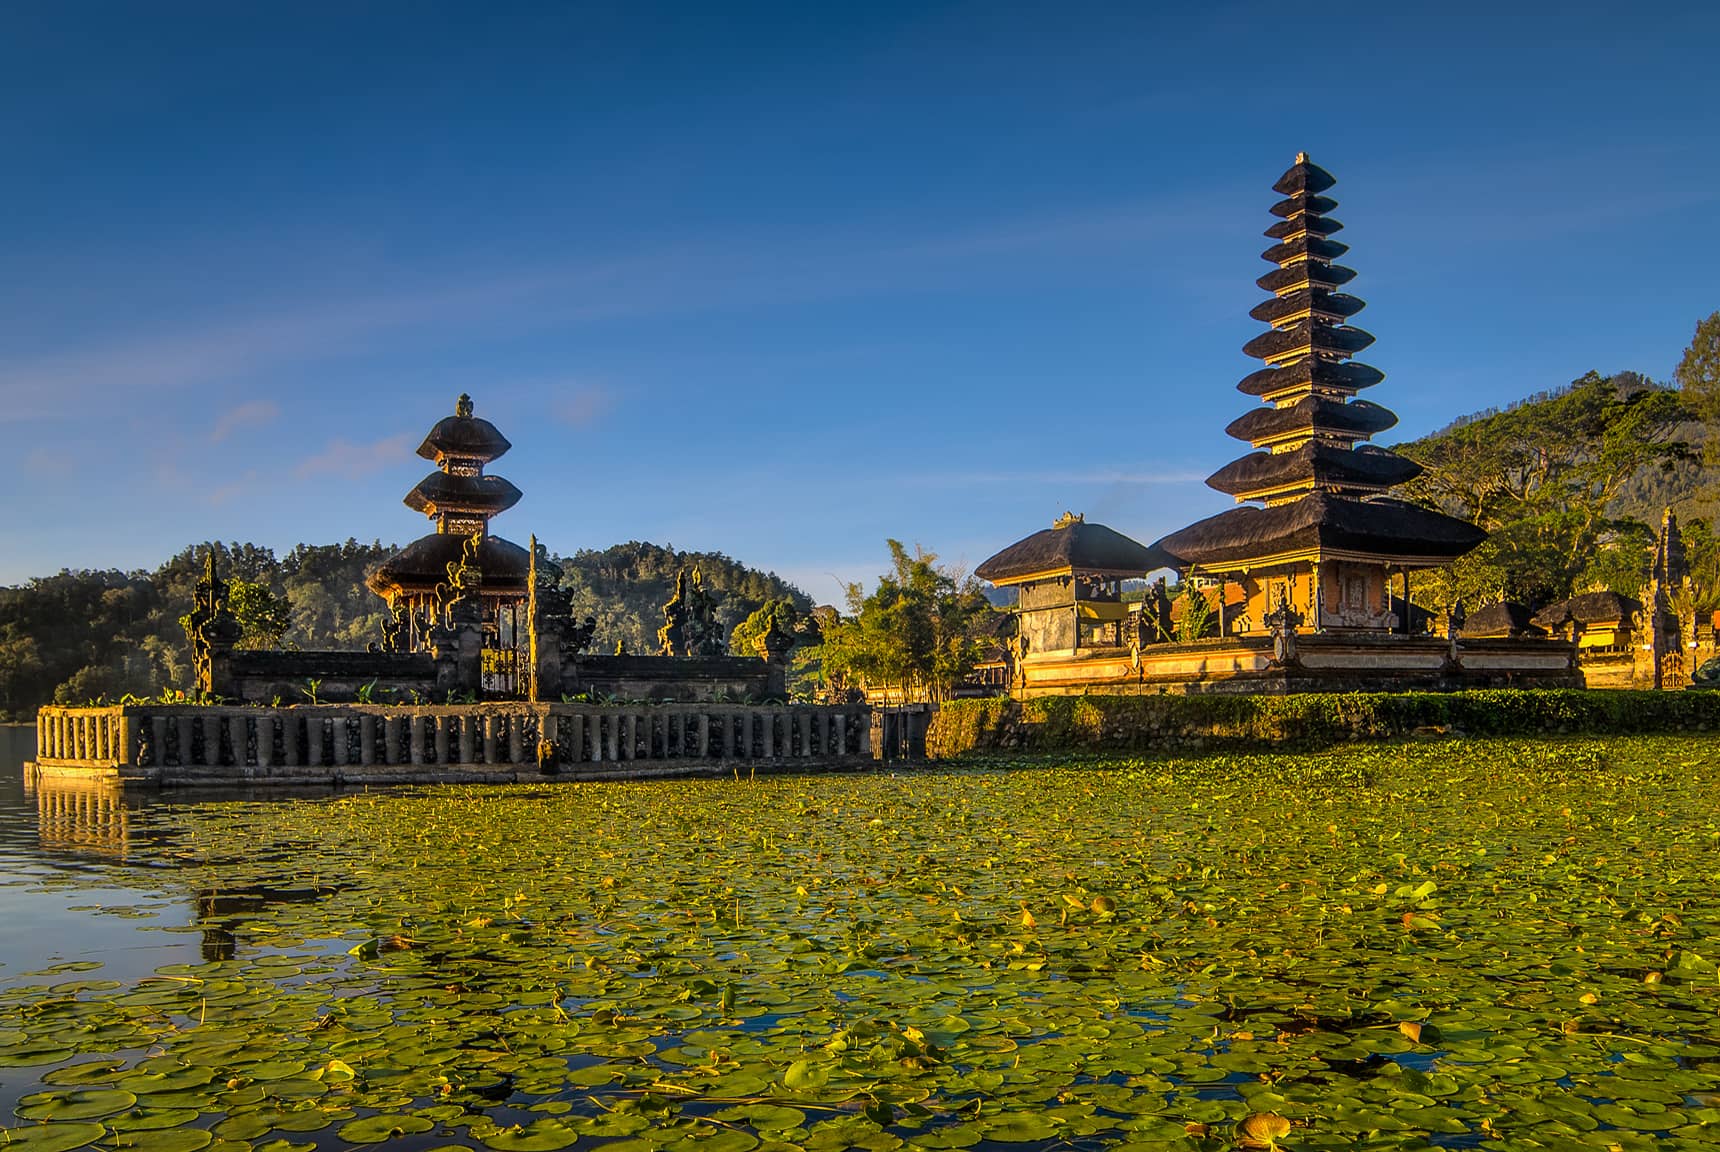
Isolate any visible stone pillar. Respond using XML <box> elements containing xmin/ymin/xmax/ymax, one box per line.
<box><xmin>359</xmin><ymin>716</ymin><xmax>376</xmax><ymax>766</ymax></box>
<box><xmin>282</xmin><ymin>714</ymin><xmax>301</xmax><ymax>767</ymax></box>
<box><xmin>619</xmin><ymin>715</ymin><xmax>634</xmax><ymax>761</ymax></box>
<box><xmin>458</xmin><ymin>715</ymin><xmax>477</xmax><ymax>764</ymax></box>
<box><xmin>564</xmin><ymin>714</ymin><xmax>582</xmax><ymax>763</ymax></box>
<box><xmin>195</xmin><ymin>716</ymin><xmax>217</xmax><ymax>767</ymax></box>
<box><xmin>433</xmin><ymin>716</ymin><xmax>450</xmax><ymax>764</ymax></box>
<box><xmin>858</xmin><ymin>711</ymin><xmax>872</xmax><ymax>757</ymax></box>
<box><xmin>176</xmin><ymin>716</ymin><xmax>194</xmax><ymax>768</ymax></box>
<box><xmin>382</xmin><ymin>716</ymin><xmax>400</xmax><ymax>765</ymax></box>
<box><xmin>696</xmin><ymin>713</ymin><xmax>710</xmax><ymax>758</ymax></box>
<box><xmin>799</xmin><ymin>712</ymin><xmax>813</xmax><ymax>757</ymax></box>
<box><xmin>482</xmin><ymin>715</ymin><xmax>499</xmax><ymax>764</ymax></box>
<box><xmin>255</xmin><ymin>716</ymin><xmax>273</xmax><ymax>770</ymax></box>
<box><xmin>409</xmin><ymin>714</ymin><xmax>425</xmax><ymax>765</ymax></box>
<box><xmin>509</xmin><ymin>715</ymin><xmax>525</xmax><ymax>765</ymax></box>
<box><xmin>228</xmin><ymin>715</ymin><xmax>248</xmax><ymax>769</ymax></box>
<box><xmin>150</xmin><ymin>717</ymin><xmax>168</xmax><ymax>769</ymax></box>
<box><xmin>306</xmin><ymin>718</ymin><xmax>325</xmax><ymax>767</ymax></box>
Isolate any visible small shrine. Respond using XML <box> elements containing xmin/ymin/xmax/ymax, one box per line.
<box><xmin>367</xmin><ymin>394</ymin><xmax>535</xmax><ymax>689</ymax></box>
<box><xmin>976</xmin><ymin>513</ymin><xmax>1169</xmax><ymax>658</ymax></box>
<box><xmin>1153</xmin><ymin>154</ymin><xmax>1487</xmax><ymax>635</ymax></box>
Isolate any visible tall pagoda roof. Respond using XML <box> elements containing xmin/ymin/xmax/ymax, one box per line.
<box><xmin>976</xmin><ymin>515</ymin><xmax>1172</xmax><ymax>585</ymax></box>
<box><xmin>1154</xmin><ymin>495</ymin><xmax>1486</xmax><ymax>569</ymax></box>
<box><xmin>1155</xmin><ymin>153</ymin><xmax>1485</xmax><ymax>570</ymax></box>
<box><xmin>417</xmin><ymin>393</ymin><xmax>512</xmax><ymax>463</ymax></box>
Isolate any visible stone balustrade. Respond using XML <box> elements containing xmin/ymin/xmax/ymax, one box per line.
<box><xmin>31</xmin><ymin>702</ymin><xmax>875</xmax><ymax>787</ymax></box>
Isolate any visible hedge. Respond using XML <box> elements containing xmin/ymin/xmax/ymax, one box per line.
<box><xmin>926</xmin><ymin>690</ymin><xmax>1720</xmax><ymax>758</ymax></box>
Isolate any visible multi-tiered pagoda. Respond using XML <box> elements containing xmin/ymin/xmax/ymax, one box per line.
<box><xmin>367</xmin><ymin>394</ymin><xmax>534</xmax><ymax>647</ymax></box>
<box><xmin>1154</xmin><ymin>154</ymin><xmax>1485</xmax><ymax>634</ymax></box>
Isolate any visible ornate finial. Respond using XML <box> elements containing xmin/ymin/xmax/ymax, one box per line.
<box><xmin>1295</xmin><ymin>151</ymin><xmax>1308</xmax><ymax>164</ymax></box>
<box><xmin>456</xmin><ymin>393</ymin><xmax>474</xmax><ymax>418</ymax></box>
<box><xmin>1053</xmin><ymin>511</ymin><xmax>1085</xmax><ymax>529</ymax></box>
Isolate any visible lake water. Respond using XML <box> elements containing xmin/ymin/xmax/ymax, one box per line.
<box><xmin>4</xmin><ymin>731</ymin><xmax>1720</xmax><ymax>1149</ymax></box>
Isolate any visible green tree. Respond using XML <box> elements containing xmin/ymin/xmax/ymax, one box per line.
<box><xmin>812</xmin><ymin>541</ymin><xmax>997</xmax><ymax>702</ymax></box>
<box><xmin>229</xmin><ymin>580</ymin><xmax>294</xmax><ymax>650</ymax></box>
<box><xmin>1676</xmin><ymin>311</ymin><xmax>1720</xmax><ymax>452</ymax></box>
<box><xmin>730</xmin><ymin>598</ymin><xmax>801</xmax><ymax>657</ymax></box>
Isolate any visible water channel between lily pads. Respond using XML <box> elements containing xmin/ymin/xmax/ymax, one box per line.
<box><xmin>4</xmin><ymin>726</ymin><xmax>1720</xmax><ymax>1151</ymax></box>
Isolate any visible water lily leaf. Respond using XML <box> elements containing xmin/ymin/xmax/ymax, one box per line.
<box><xmin>16</xmin><ymin>1088</ymin><xmax>138</xmax><ymax>1121</ymax></box>
<box><xmin>338</xmin><ymin>1114</ymin><xmax>437</xmax><ymax>1143</ymax></box>
<box><xmin>978</xmin><ymin>1114</ymin><xmax>1058</xmax><ymax>1143</ymax></box>
<box><xmin>108</xmin><ymin>1130</ymin><xmax>215</xmax><ymax>1152</ymax></box>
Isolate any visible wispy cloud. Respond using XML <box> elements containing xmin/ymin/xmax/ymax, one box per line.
<box><xmin>295</xmin><ymin>434</ymin><xmax>413</xmax><ymax>480</ymax></box>
<box><xmin>553</xmin><ymin>383</ymin><xmax>617</xmax><ymax>428</ymax></box>
<box><xmin>211</xmin><ymin>400</ymin><xmax>279</xmax><ymax>442</ymax></box>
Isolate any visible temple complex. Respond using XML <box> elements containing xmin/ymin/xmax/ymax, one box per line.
<box><xmin>979</xmin><ymin>154</ymin><xmax>1579</xmax><ymax>696</ymax></box>
<box><xmin>1152</xmin><ymin>155</ymin><xmax>1487</xmax><ymax>635</ymax></box>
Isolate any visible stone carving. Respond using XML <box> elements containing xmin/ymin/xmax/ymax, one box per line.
<box><xmin>183</xmin><ymin>551</ymin><xmax>241</xmax><ymax>696</ymax></box>
<box><xmin>1264</xmin><ymin>592</ymin><xmax>1303</xmax><ymax>668</ymax></box>
<box><xmin>380</xmin><ymin>600</ymin><xmax>410</xmax><ymax>653</ymax></box>
<box><xmin>657</xmin><ymin>570</ymin><xmax>690</xmax><ymax>656</ymax></box>
<box><xmin>658</xmin><ymin>567</ymin><xmax>726</xmax><ymax>657</ymax></box>
<box><xmin>434</xmin><ymin>532</ymin><xmax>485</xmax><ymax>628</ymax></box>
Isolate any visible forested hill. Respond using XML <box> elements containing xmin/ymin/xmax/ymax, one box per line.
<box><xmin>0</xmin><ymin>539</ymin><xmax>807</xmax><ymax>720</ymax></box>
<box><xmin>1392</xmin><ymin>370</ymin><xmax>1718</xmax><ymax>613</ymax></box>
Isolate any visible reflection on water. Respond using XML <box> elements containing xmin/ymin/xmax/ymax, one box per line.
<box><xmin>0</xmin><ymin>725</ymin><xmax>344</xmax><ymax>977</ymax></box>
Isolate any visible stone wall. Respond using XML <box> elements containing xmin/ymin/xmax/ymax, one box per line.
<box><xmin>568</xmin><ymin>655</ymin><xmax>774</xmax><ymax>703</ymax></box>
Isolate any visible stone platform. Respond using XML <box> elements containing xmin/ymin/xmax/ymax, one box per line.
<box><xmin>30</xmin><ymin>702</ymin><xmax>876</xmax><ymax>788</ymax></box>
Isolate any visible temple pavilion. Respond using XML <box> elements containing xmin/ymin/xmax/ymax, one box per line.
<box><xmin>367</xmin><ymin>394</ymin><xmax>535</xmax><ymax>661</ymax></box>
<box><xmin>1153</xmin><ymin>154</ymin><xmax>1486</xmax><ymax>636</ymax></box>
<box><xmin>976</xmin><ymin>513</ymin><xmax>1170</xmax><ymax>658</ymax></box>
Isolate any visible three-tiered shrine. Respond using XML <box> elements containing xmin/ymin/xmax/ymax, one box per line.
<box><xmin>1154</xmin><ymin>154</ymin><xmax>1486</xmax><ymax>634</ymax></box>
<box><xmin>367</xmin><ymin>394</ymin><xmax>534</xmax><ymax>653</ymax></box>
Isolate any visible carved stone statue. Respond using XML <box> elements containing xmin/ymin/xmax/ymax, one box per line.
<box><xmin>1264</xmin><ymin>592</ymin><xmax>1303</xmax><ymax>668</ymax></box>
<box><xmin>657</xmin><ymin>569</ymin><xmax>690</xmax><ymax>656</ymax></box>
<box><xmin>1692</xmin><ymin>655</ymin><xmax>1720</xmax><ymax>689</ymax></box>
<box><xmin>683</xmin><ymin>567</ymin><xmax>726</xmax><ymax>657</ymax></box>
<box><xmin>183</xmin><ymin>551</ymin><xmax>241</xmax><ymax>696</ymax></box>
<box><xmin>380</xmin><ymin>599</ymin><xmax>409</xmax><ymax>653</ymax></box>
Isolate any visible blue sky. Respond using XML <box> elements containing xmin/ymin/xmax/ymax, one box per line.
<box><xmin>3</xmin><ymin>1</ymin><xmax>1717</xmax><ymax>601</ymax></box>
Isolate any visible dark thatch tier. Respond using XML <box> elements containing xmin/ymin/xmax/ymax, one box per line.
<box><xmin>1269</xmin><ymin>193</ymin><xmax>1337</xmax><ymax>219</ymax></box>
<box><xmin>1264</xmin><ymin>214</ymin><xmax>1343</xmax><ymax>240</ymax></box>
<box><xmin>1237</xmin><ymin>359</ymin><xmax>1384</xmax><ymax>398</ymax></box>
<box><xmin>1153</xmin><ymin>495</ymin><xmax>1487</xmax><ymax>568</ymax></box>
<box><xmin>976</xmin><ymin>519</ymin><xmax>1172</xmax><ymax>584</ymax></box>
<box><xmin>1257</xmin><ymin>262</ymin><xmax>1356</xmax><ymax>294</ymax></box>
<box><xmin>403</xmin><ymin>471</ymin><xmax>524</xmax><ymax>517</ymax></box>
<box><xmin>1242</xmin><ymin>321</ymin><xmax>1375</xmax><ymax>362</ymax></box>
<box><xmin>1273</xmin><ymin>156</ymin><xmax>1338</xmax><ymax>197</ymax></box>
<box><xmin>1224</xmin><ymin>397</ymin><xmax>1397</xmax><ymax>445</ymax></box>
<box><xmin>1262</xmin><ymin>235</ymin><xmax>1349</xmax><ymax>265</ymax></box>
<box><xmin>1249</xmin><ymin>290</ymin><xmax>1365</xmax><ymax>326</ymax></box>
<box><xmin>417</xmin><ymin>411</ymin><xmax>512</xmax><ymax>463</ymax></box>
<box><xmin>1206</xmin><ymin>443</ymin><xmax>1422</xmax><ymax>498</ymax></box>
<box><xmin>367</xmin><ymin>533</ymin><xmax>534</xmax><ymax>598</ymax></box>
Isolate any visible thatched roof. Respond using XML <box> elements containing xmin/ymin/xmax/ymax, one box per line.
<box><xmin>1273</xmin><ymin>155</ymin><xmax>1338</xmax><ymax>197</ymax></box>
<box><xmin>1206</xmin><ymin>443</ymin><xmax>1422</xmax><ymax>498</ymax></box>
<box><xmin>1225</xmin><ymin>397</ymin><xmax>1397</xmax><ymax>446</ymax></box>
<box><xmin>1262</xmin><ymin>235</ymin><xmax>1349</xmax><ymax>267</ymax></box>
<box><xmin>404</xmin><ymin>471</ymin><xmax>523</xmax><ymax>517</ymax></box>
<box><xmin>1258</xmin><ymin>261</ymin><xmax>1356</xmax><ymax>294</ymax></box>
<box><xmin>367</xmin><ymin>532</ymin><xmax>534</xmax><ymax>599</ymax></box>
<box><xmin>1243</xmin><ymin>320</ymin><xmax>1375</xmax><ymax>362</ymax></box>
<box><xmin>417</xmin><ymin>397</ymin><xmax>512</xmax><ymax>463</ymax></box>
<box><xmin>1532</xmin><ymin>591</ymin><xmax>1642</xmax><ymax>630</ymax></box>
<box><xmin>1465</xmin><ymin>601</ymin><xmax>1546</xmax><ymax>638</ymax></box>
<box><xmin>1264</xmin><ymin>214</ymin><xmax>1344</xmax><ymax>241</ymax></box>
<box><xmin>976</xmin><ymin>519</ymin><xmax>1172</xmax><ymax>585</ymax></box>
<box><xmin>1154</xmin><ymin>495</ymin><xmax>1487</xmax><ymax>568</ymax></box>
<box><xmin>1237</xmin><ymin>358</ymin><xmax>1383</xmax><ymax>398</ymax></box>
<box><xmin>1249</xmin><ymin>289</ymin><xmax>1366</xmax><ymax>326</ymax></box>
<box><xmin>1269</xmin><ymin>193</ymin><xmax>1338</xmax><ymax>219</ymax></box>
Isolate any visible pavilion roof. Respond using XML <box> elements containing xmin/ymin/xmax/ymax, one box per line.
<box><xmin>366</xmin><ymin>532</ymin><xmax>534</xmax><ymax>600</ymax></box>
<box><xmin>404</xmin><ymin>471</ymin><xmax>524</xmax><ymax>518</ymax></box>
<box><xmin>416</xmin><ymin>394</ymin><xmax>512</xmax><ymax>463</ymax></box>
<box><xmin>976</xmin><ymin>517</ymin><xmax>1172</xmax><ymax>585</ymax></box>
